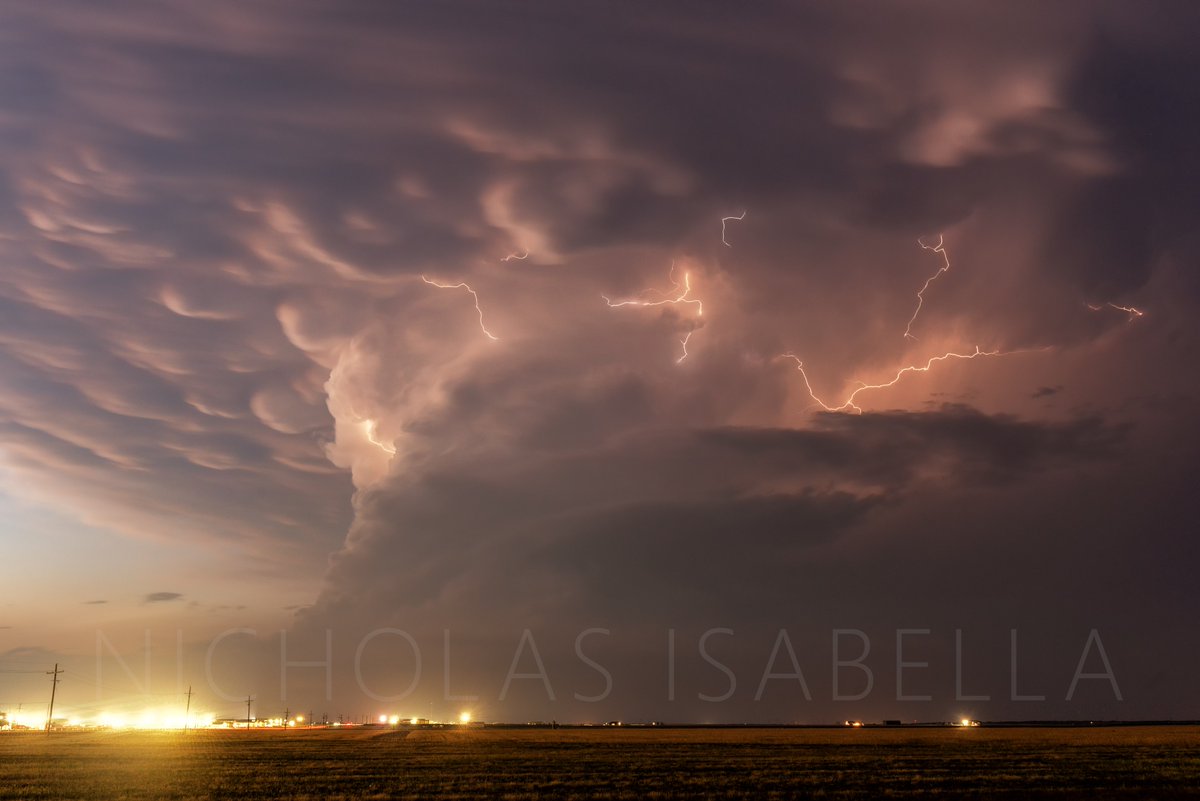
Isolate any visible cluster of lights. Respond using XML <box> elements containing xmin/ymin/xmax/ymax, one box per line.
<box><xmin>375</xmin><ymin>711</ymin><xmax>473</xmax><ymax>725</ymax></box>
<box><xmin>2</xmin><ymin>710</ymin><xmax>48</xmax><ymax>729</ymax></box>
<box><xmin>2</xmin><ymin>708</ymin><xmax>219</xmax><ymax>731</ymax></box>
<box><xmin>1</xmin><ymin>706</ymin><xmax>489</xmax><ymax>732</ymax></box>
<box><xmin>842</xmin><ymin>719</ymin><xmax>980</xmax><ymax>727</ymax></box>
<box><xmin>99</xmin><ymin>709</ymin><xmax>217</xmax><ymax>729</ymax></box>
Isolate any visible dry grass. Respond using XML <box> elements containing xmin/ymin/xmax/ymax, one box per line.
<box><xmin>1</xmin><ymin>726</ymin><xmax>1197</xmax><ymax>799</ymax></box>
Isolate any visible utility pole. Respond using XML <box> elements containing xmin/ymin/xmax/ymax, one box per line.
<box><xmin>245</xmin><ymin>695</ymin><xmax>253</xmax><ymax>729</ymax></box>
<box><xmin>183</xmin><ymin>685</ymin><xmax>193</xmax><ymax>731</ymax></box>
<box><xmin>45</xmin><ymin>664</ymin><xmax>62</xmax><ymax>735</ymax></box>
<box><xmin>284</xmin><ymin>707</ymin><xmax>289</xmax><ymax>727</ymax></box>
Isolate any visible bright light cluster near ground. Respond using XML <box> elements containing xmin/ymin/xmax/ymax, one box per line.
<box><xmin>2</xmin><ymin>708</ymin><xmax>216</xmax><ymax>731</ymax></box>
<box><xmin>375</xmin><ymin>712</ymin><xmax>473</xmax><ymax>726</ymax></box>
<box><xmin>1</xmin><ymin>708</ymin><xmax>479</xmax><ymax>731</ymax></box>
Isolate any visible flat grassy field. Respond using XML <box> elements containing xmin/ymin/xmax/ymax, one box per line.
<box><xmin>1</xmin><ymin>726</ymin><xmax>1197</xmax><ymax>799</ymax></box>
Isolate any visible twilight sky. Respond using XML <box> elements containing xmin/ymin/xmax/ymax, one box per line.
<box><xmin>1</xmin><ymin>1</ymin><xmax>1197</xmax><ymax>724</ymax></box>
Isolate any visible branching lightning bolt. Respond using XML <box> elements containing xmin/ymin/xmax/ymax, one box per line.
<box><xmin>421</xmin><ymin>275</ymin><xmax>499</xmax><ymax>340</ymax></box>
<box><xmin>603</xmin><ymin>263</ymin><xmax>704</xmax><ymax>363</ymax></box>
<box><xmin>602</xmin><ymin>265</ymin><xmax>704</xmax><ymax>317</ymax></box>
<box><xmin>501</xmin><ymin>250</ymin><xmax>529</xmax><ymax>262</ymax></box>
<box><xmin>779</xmin><ymin>346</ymin><xmax>1041</xmax><ymax>414</ymax></box>
<box><xmin>1087</xmin><ymin>301</ymin><xmax>1145</xmax><ymax>322</ymax></box>
<box><xmin>721</xmin><ymin>211</ymin><xmax>746</xmax><ymax>247</ymax></box>
<box><xmin>904</xmin><ymin>234</ymin><xmax>951</xmax><ymax>341</ymax></box>
<box><xmin>677</xmin><ymin>330</ymin><xmax>694</xmax><ymax>364</ymax></box>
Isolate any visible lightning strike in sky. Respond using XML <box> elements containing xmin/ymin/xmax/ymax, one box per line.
<box><xmin>421</xmin><ymin>275</ymin><xmax>500</xmax><ymax>340</ymax></box>
<box><xmin>721</xmin><ymin>211</ymin><xmax>746</xmax><ymax>247</ymax></box>
<box><xmin>603</xmin><ymin>264</ymin><xmax>704</xmax><ymax>363</ymax></box>
<box><xmin>779</xmin><ymin>346</ymin><xmax>1034</xmax><ymax>414</ymax></box>
<box><xmin>360</xmin><ymin>419</ymin><xmax>396</xmax><ymax>455</ymax></box>
<box><xmin>501</xmin><ymin>250</ymin><xmax>529</xmax><ymax>262</ymax></box>
<box><xmin>904</xmin><ymin>234</ymin><xmax>952</xmax><ymax>341</ymax></box>
<box><xmin>677</xmin><ymin>330</ymin><xmax>694</xmax><ymax>364</ymax></box>
<box><xmin>1087</xmin><ymin>301</ymin><xmax>1145</xmax><ymax>322</ymax></box>
<box><xmin>602</xmin><ymin>264</ymin><xmax>704</xmax><ymax>316</ymax></box>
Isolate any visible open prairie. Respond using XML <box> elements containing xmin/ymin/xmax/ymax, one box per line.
<box><xmin>0</xmin><ymin>726</ymin><xmax>1197</xmax><ymax>799</ymax></box>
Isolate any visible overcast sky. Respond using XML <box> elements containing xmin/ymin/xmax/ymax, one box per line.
<box><xmin>1</xmin><ymin>1</ymin><xmax>1197</xmax><ymax>724</ymax></box>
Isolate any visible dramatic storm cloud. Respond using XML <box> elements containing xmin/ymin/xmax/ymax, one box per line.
<box><xmin>0</xmin><ymin>2</ymin><xmax>1196</xmax><ymax>723</ymax></box>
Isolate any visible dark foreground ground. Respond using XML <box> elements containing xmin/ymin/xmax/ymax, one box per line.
<box><xmin>1</xmin><ymin>726</ymin><xmax>1197</xmax><ymax>800</ymax></box>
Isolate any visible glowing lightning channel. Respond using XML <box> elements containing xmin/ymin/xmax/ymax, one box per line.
<box><xmin>603</xmin><ymin>263</ymin><xmax>704</xmax><ymax>363</ymax></box>
<box><xmin>602</xmin><ymin>264</ymin><xmax>704</xmax><ymax>316</ymax></box>
<box><xmin>361</xmin><ymin>419</ymin><xmax>396</xmax><ymax>455</ymax></box>
<box><xmin>677</xmin><ymin>330</ymin><xmax>694</xmax><ymax>364</ymax></box>
<box><xmin>421</xmin><ymin>275</ymin><xmax>500</xmax><ymax>340</ymax></box>
<box><xmin>904</xmin><ymin>234</ymin><xmax>952</xmax><ymax>341</ymax></box>
<box><xmin>1086</xmin><ymin>301</ymin><xmax>1145</xmax><ymax>322</ymax></box>
<box><xmin>501</xmin><ymin>250</ymin><xmax>529</xmax><ymax>262</ymax></box>
<box><xmin>721</xmin><ymin>211</ymin><xmax>747</xmax><ymax>247</ymax></box>
<box><xmin>779</xmin><ymin>346</ymin><xmax>1037</xmax><ymax>414</ymax></box>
